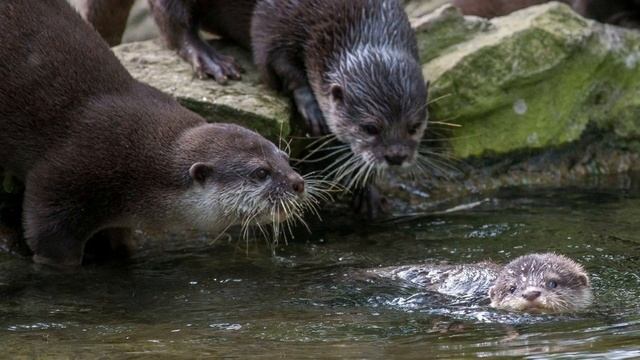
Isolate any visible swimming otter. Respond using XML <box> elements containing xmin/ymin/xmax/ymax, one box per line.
<box><xmin>371</xmin><ymin>253</ymin><xmax>593</xmax><ymax>313</ymax></box>
<box><xmin>0</xmin><ymin>0</ymin><xmax>310</xmax><ymax>267</ymax></box>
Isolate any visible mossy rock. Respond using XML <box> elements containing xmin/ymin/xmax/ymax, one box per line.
<box><xmin>417</xmin><ymin>3</ymin><xmax>640</xmax><ymax>158</ymax></box>
<box><xmin>112</xmin><ymin>40</ymin><xmax>291</xmax><ymax>142</ymax></box>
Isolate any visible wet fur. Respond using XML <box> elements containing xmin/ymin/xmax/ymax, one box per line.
<box><xmin>372</xmin><ymin>253</ymin><xmax>592</xmax><ymax>313</ymax></box>
<box><xmin>489</xmin><ymin>253</ymin><xmax>592</xmax><ymax>313</ymax></box>
<box><xmin>0</xmin><ymin>0</ymin><xmax>304</xmax><ymax>267</ymax></box>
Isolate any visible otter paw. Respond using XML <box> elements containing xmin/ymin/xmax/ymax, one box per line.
<box><xmin>293</xmin><ymin>87</ymin><xmax>330</xmax><ymax>136</ymax></box>
<box><xmin>351</xmin><ymin>185</ymin><xmax>390</xmax><ymax>220</ymax></box>
<box><xmin>186</xmin><ymin>47</ymin><xmax>244</xmax><ymax>84</ymax></box>
<box><xmin>0</xmin><ymin>224</ymin><xmax>30</xmax><ymax>257</ymax></box>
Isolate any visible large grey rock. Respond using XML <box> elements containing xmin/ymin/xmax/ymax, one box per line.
<box><xmin>417</xmin><ymin>2</ymin><xmax>640</xmax><ymax>159</ymax></box>
<box><xmin>113</xmin><ymin>40</ymin><xmax>291</xmax><ymax>142</ymax></box>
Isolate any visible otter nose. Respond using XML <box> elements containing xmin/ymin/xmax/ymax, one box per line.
<box><xmin>384</xmin><ymin>154</ymin><xmax>408</xmax><ymax>166</ymax></box>
<box><xmin>523</xmin><ymin>290</ymin><xmax>542</xmax><ymax>301</ymax></box>
<box><xmin>289</xmin><ymin>174</ymin><xmax>305</xmax><ymax>194</ymax></box>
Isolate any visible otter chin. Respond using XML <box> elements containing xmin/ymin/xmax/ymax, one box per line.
<box><xmin>489</xmin><ymin>253</ymin><xmax>593</xmax><ymax>314</ymax></box>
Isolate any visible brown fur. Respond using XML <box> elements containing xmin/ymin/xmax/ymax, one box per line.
<box><xmin>0</xmin><ymin>0</ymin><xmax>304</xmax><ymax>267</ymax></box>
<box><xmin>74</xmin><ymin>0</ymin><xmax>136</xmax><ymax>46</ymax></box>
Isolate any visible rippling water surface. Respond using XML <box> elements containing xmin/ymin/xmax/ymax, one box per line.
<box><xmin>2</xmin><ymin>177</ymin><xmax>640</xmax><ymax>358</ymax></box>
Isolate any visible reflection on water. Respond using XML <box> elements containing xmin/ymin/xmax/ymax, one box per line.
<box><xmin>1</xmin><ymin>177</ymin><xmax>640</xmax><ymax>358</ymax></box>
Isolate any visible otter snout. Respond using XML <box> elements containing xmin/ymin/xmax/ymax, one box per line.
<box><xmin>522</xmin><ymin>289</ymin><xmax>542</xmax><ymax>302</ymax></box>
<box><xmin>288</xmin><ymin>173</ymin><xmax>305</xmax><ymax>195</ymax></box>
<box><xmin>384</xmin><ymin>145</ymin><xmax>413</xmax><ymax>167</ymax></box>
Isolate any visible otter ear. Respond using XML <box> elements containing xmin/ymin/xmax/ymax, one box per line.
<box><xmin>330</xmin><ymin>84</ymin><xmax>344</xmax><ymax>103</ymax></box>
<box><xmin>189</xmin><ymin>163</ymin><xmax>214</xmax><ymax>185</ymax></box>
<box><xmin>578</xmin><ymin>273</ymin><xmax>590</xmax><ymax>287</ymax></box>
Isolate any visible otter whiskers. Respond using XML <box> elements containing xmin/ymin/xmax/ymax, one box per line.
<box><xmin>223</xmin><ymin>174</ymin><xmax>336</xmax><ymax>253</ymax></box>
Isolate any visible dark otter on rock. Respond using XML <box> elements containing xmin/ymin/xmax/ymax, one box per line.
<box><xmin>0</xmin><ymin>0</ymin><xmax>313</xmax><ymax>267</ymax></box>
<box><xmin>371</xmin><ymin>253</ymin><xmax>593</xmax><ymax>313</ymax></box>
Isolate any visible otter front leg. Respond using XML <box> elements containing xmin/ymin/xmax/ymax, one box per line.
<box><xmin>0</xmin><ymin>191</ymin><xmax>30</xmax><ymax>256</ymax></box>
<box><xmin>148</xmin><ymin>0</ymin><xmax>243</xmax><ymax>84</ymax></box>
<box><xmin>75</xmin><ymin>0</ymin><xmax>135</xmax><ymax>46</ymax></box>
<box><xmin>351</xmin><ymin>184</ymin><xmax>390</xmax><ymax>220</ymax></box>
<box><xmin>270</xmin><ymin>56</ymin><xmax>329</xmax><ymax>136</ymax></box>
<box><xmin>22</xmin><ymin>172</ymin><xmax>96</xmax><ymax>267</ymax></box>
<box><xmin>83</xmin><ymin>228</ymin><xmax>134</xmax><ymax>264</ymax></box>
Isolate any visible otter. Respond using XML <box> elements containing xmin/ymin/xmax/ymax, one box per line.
<box><xmin>371</xmin><ymin>253</ymin><xmax>593</xmax><ymax>313</ymax></box>
<box><xmin>72</xmin><ymin>0</ymin><xmax>136</xmax><ymax>46</ymax></box>
<box><xmin>572</xmin><ymin>0</ymin><xmax>640</xmax><ymax>28</ymax></box>
<box><xmin>77</xmin><ymin>0</ymin><xmax>429</xmax><ymax>216</ymax></box>
<box><xmin>0</xmin><ymin>0</ymin><xmax>309</xmax><ymax>267</ymax></box>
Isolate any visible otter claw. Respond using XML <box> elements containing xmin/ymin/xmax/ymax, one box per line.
<box><xmin>293</xmin><ymin>87</ymin><xmax>329</xmax><ymax>136</ymax></box>
<box><xmin>184</xmin><ymin>46</ymin><xmax>243</xmax><ymax>85</ymax></box>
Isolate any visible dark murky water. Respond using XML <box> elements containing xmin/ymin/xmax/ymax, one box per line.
<box><xmin>2</xmin><ymin>177</ymin><xmax>640</xmax><ymax>358</ymax></box>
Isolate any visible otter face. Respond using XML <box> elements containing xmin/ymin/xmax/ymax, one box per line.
<box><xmin>489</xmin><ymin>253</ymin><xmax>593</xmax><ymax>314</ymax></box>
<box><xmin>182</xmin><ymin>124</ymin><xmax>308</xmax><ymax>230</ymax></box>
<box><xmin>326</xmin><ymin>50</ymin><xmax>429</xmax><ymax>170</ymax></box>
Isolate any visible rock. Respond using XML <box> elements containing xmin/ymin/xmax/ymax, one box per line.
<box><xmin>418</xmin><ymin>2</ymin><xmax>640</xmax><ymax>158</ymax></box>
<box><xmin>411</xmin><ymin>5</ymin><xmax>494</xmax><ymax>63</ymax></box>
<box><xmin>404</xmin><ymin>0</ymin><xmax>452</xmax><ymax>19</ymax></box>
<box><xmin>112</xmin><ymin>40</ymin><xmax>291</xmax><ymax>142</ymax></box>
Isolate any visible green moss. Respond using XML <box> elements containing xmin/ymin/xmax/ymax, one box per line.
<box><xmin>415</xmin><ymin>6</ymin><xmax>493</xmax><ymax>63</ymax></box>
<box><xmin>179</xmin><ymin>98</ymin><xmax>290</xmax><ymax>143</ymax></box>
<box><xmin>423</xmin><ymin>3</ymin><xmax>640</xmax><ymax>158</ymax></box>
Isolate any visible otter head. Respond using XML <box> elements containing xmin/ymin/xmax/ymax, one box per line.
<box><xmin>489</xmin><ymin>253</ymin><xmax>593</xmax><ymax>314</ymax></box>
<box><xmin>178</xmin><ymin>123</ymin><xmax>307</xmax><ymax>230</ymax></box>
<box><xmin>325</xmin><ymin>49</ymin><xmax>429</xmax><ymax>170</ymax></box>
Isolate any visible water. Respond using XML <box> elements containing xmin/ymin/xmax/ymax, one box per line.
<box><xmin>1</xmin><ymin>181</ymin><xmax>640</xmax><ymax>358</ymax></box>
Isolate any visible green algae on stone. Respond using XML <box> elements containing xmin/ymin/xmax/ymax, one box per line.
<box><xmin>418</xmin><ymin>3</ymin><xmax>640</xmax><ymax>158</ymax></box>
<box><xmin>112</xmin><ymin>40</ymin><xmax>290</xmax><ymax>143</ymax></box>
<box><xmin>412</xmin><ymin>5</ymin><xmax>494</xmax><ymax>63</ymax></box>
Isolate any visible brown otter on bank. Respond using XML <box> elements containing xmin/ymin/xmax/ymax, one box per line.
<box><xmin>0</xmin><ymin>0</ymin><xmax>310</xmax><ymax>267</ymax></box>
<box><xmin>78</xmin><ymin>1</ymin><xmax>429</xmax><ymax>208</ymax></box>
<box><xmin>371</xmin><ymin>253</ymin><xmax>593</xmax><ymax>313</ymax></box>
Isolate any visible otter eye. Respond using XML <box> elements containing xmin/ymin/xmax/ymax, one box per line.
<box><xmin>361</xmin><ymin>124</ymin><xmax>380</xmax><ymax>136</ymax></box>
<box><xmin>253</xmin><ymin>168</ymin><xmax>270</xmax><ymax>181</ymax></box>
<box><xmin>509</xmin><ymin>285</ymin><xmax>517</xmax><ymax>294</ymax></box>
<box><xmin>547</xmin><ymin>280</ymin><xmax>558</xmax><ymax>289</ymax></box>
<box><xmin>408</xmin><ymin>123</ymin><xmax>422</xmax><ymax>135</ymax></box>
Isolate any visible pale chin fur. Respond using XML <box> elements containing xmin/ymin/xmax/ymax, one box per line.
<box><xmin>177</xmin><ymin>185</ymin><xmax>237</xmax><ymax>232</ymax></box>
<box><xmin>179</xmin><ymin>181</ymin><xmax>298</xmax><ymax>231</ymax></box>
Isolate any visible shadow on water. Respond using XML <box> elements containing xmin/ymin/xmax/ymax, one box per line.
<box><xmin>1</xmin><ymin>175</ymin><xmax>640</xmax><ymax>358</ymax></box>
